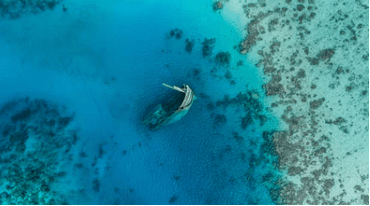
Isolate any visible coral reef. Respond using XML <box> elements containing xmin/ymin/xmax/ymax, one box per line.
<box><xmin>237</xmin><ymin>0</ymin><xmax>369</xmax><ymax>204</ymax></box>
<box><xmin>201</xmin><ymin>38</ymin><xmax>216</xmax><ymax>57</ymax></box>
<box><xmin>0</xmin><ymin>97</ymin><xmax>78</xmax><ymax>204</ymax></box>
<box><xmin>212</xmin><ymin>1</ymin><xmax>224</xmax><ymax>11</ymax></box>
<box><xmin>167</xmin><ymin>29</ymin><xmax>183</xmax><ymax>39</ymax></box>
<box><xmin>185</xmin><ymin>38</ymin><xmax>194</xmax><ymax>53</ymax></box>
<box><xmin>0</xmin><ymin>0</ymin><xmax>63</xmax><ymax>19</ymax></box>
<box><xmin>216</xmin><ymin>90</ymin><xmax>267</xmax><ymax>129</ymax></box>
<box><xmin>214</xmin><ymin>51</ymin><xmax>231</xmax><ymax>66</ymax></box>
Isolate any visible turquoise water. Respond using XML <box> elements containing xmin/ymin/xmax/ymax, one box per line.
<box><xmin>0</xmin><ymin>0</ymin><xmax>282</xmax><ymax>204</ymax></box>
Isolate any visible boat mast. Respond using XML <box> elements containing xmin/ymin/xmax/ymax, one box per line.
<box><xmin>162</xmin><ymin>83</ymin><xmax>185</xmax><ymax>93</ymax></box>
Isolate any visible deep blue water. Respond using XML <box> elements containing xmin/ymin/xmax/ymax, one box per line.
<box><xmin>0</xmin><ymin>0</ymin><xmax>281</xmax><ymax>204</ymax></box>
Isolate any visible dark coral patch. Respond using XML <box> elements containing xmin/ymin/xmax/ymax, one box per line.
<box><xmin>212</xmin><ymin>1</ymin><xmax>223</xmax><ymax>11</ymax></box>
<box><xmin>263</xmin><ymin>83</ymin><xmax>285</xmax><ymax>96</ymax></box>
<box><xmin>309</xmin><ymin>98</ymin><xmax>325</xmax><ymax>109</ymax></box>
<box><xmin>215</xmin><ymin>51</ymin><xmax>231</xmax><ymax>66</ymax></box>
<box><xmin>168</xmin><ymin>195</ymin><xmax>178</xmax><ymax>204</ymax></box>
<box><xmin>168</xmin><ymin>29</ymin><xmax>183</xmax><ymax>39</ymax></box>
<box><xmin>185</xmin><ymin>39</ymin><xmax>194</xmax><ymax>53</ymax></box>
<box><xmin>317</xmin><ymin>49</ymin><xmax>335</xmax><ymax>60</ymax></box>
<box><xmin>0</xmin><ymin>0</ymin><xmax>63</xmax><ymax>19</ymax></box>
<box><xmin>201</xmin><ymin>38</ymin><xmax>216</xmax><ymax>57</ymax></box>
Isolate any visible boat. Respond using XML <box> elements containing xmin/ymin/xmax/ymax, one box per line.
<box><xmin>143</xmin><ymin>83</ymin><xmax>195</xmax><ymax>130</ymax></box>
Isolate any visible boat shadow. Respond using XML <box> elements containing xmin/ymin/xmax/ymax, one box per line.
<box><xmin>141</xmin><ymin>89</ymin><xmax>185</xmax><ymax>130</ymax></box>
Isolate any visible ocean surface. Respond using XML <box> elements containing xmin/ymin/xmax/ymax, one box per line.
<box><xmin>0</xmin><ymin>0</ymin><xmax>281</xmax><ymax>204</ymax></box>
<box><xmin>0</xmin><ymin>0</ymin><xmax>368</xmax><ymax>205</ymax></box>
